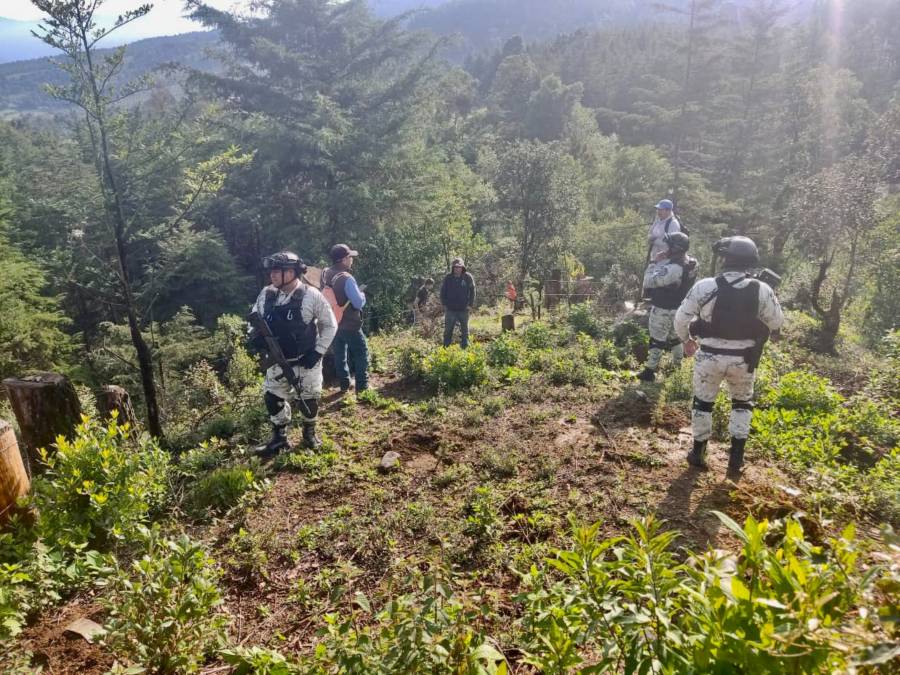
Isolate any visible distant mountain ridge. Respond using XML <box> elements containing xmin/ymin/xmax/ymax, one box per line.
<box><xmin>0</xmin><ymin>31</ymin><xmax>220</xmax><ymax>117</ymax></box>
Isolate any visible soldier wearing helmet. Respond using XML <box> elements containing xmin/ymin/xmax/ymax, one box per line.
<box><xmin>673</xmin><ymin>236</ymin><xmax>784</xmax><ymax>479</ymax></box>
<box><xmin>637</xmin><ymin>231</ymin><xmax>698</xmax><ymax>382</ymax></box>
<box><xmin>251</xmin><ymin>251</ymin><xmax>337</xmax><ymax>456</ymax></box>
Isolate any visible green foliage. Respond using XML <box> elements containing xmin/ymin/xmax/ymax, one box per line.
<box><xmin>306</xmin><ymin>567</ymin><xmax>507</xmax><ymax>674</ymax></box>
<box><xmin>760</xmin><ymin>370</ymin><xmax>843</xmax><ymax>414</ymax></box>
<box><xmin>463</xmin><ymin>486</ymin><xmax>502</xmax><ymax>545</ymax></box>
<box><xmin>0</xmin><ymin>234</ymin><xmax>72</xmax><ymax>383</ymax></box>
<box><xmin>34</xmin><ymin>416</ymin><xmax>170</xmax><ymax>550</ymax></box>
<box><xmin>103</xmin><ymin>526</ymin><xmax>229</xmax><ymax>674</ymax></box>
<box><xmin>522</xmin><ymin>321</ymin><xmax>553</xmax><ymax>350</ymax></box>
<box><xmin>182</xmin><ymin>462</ymin><xmax>267</xmax><ymax>520</ymax></box>
<box><xmin>274</xmin><ymin>449</ymin><xmax>339</xmax><ymax>481</ymax></box>
<box><xmin>486</xmin><ymin>332</ymin><xmax>523</xmax><ymax>367</ymax></box>
<box><xmin>519</xmin><ymin>515</ymin><xmax>890</xmax><ymax>673</ymax></box>
<box><xmin>222</xmin><ymin>646</ymin><xmax>300</xmax><ymax>675</ymax></box>
<box><xmin>395</xmin><ymin>336</ymin><xmax>432</xmax><ymax>380</ymax></box>
<box><xmin>566</xmin><ymin>303</ymin><xmax>604</xmax><ymax>338</ymax></box>
<box><xmin>422</xmin><ymin>345</ymin><xmax>489</xmax><ymax>392</ymax></box>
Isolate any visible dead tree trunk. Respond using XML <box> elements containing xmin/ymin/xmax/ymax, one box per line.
<box><xmin>0</xmin><ymin>420</ymin><xmax>31</xmax><ymax>524</ymax></box>
<box><xmin>96</xmin><ymin>385</ymin><xmax>137</xmax><ymax>429</ymax></box>
<box><xmin>2</xmin><ymin>373</ymin><xmax>82</xmax><ymax>472</ymax></box>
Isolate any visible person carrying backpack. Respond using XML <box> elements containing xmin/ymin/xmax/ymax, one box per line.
<box><xmin>321</xmin><ymin>244</ymin><xmax>369</xmax><ymax>394</ymax></box>
<box><xmin>638</xmin><ymin>232</ymin><xmax>697</xmax><ymax>382</ymax></box>
<box><xmin>647</xmin><ymin>198</ymin><xmax>682</xmax><ymax>259</ymax></box>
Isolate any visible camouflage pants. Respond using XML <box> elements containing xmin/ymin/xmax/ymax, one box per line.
<box><xmin>263</xmin><ymin>361</ymin><xmax>323</xmax><ymax>425</ymax></box>
<box><xmin>646</xmin><ymin>307</ymin><xmax>683</xmax><ymax>371</ymax></box>
<box><xmin>691</xmin><ymin>350</ymin><xmax>755</xmax><ymax>442</ymax></box>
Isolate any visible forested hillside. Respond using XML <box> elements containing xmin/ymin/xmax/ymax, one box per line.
<box><xmin>1</xmin><ymin>0</ymin><xmax>898</xmax><ymax>672</ymax></box>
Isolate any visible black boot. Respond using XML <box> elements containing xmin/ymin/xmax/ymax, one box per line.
<box><xmin>339</xmin><ymin>378</ymin><xmax>351</xmax><ymax>394</ymax></box>
<box><xmin>727</xmin><ymin>437</ymin><xmax>747</xmax><ymax>480</ymax></box>
<box><xmin>686</xmin><ymin>440</ymin><xmax>708</xmax><ymax>469</ymax></box>
<box><xmin>255</xmin><ymin>424</ymin><xmax>290</xmax><ymax>458</ymax></box>
<box><xmin>637</xmin><ymin>367</ymin><xmax>656</xmax><ymax>383</ymax></box>
<box><xmin>302</xmin><ymin>421</ymin><xmax>322</xmax><ymax>450</ymax></box>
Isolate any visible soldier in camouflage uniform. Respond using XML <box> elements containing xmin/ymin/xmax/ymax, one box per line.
<box><xmin>250</xmin><ymin>252</ymin><xmax>337</xmax><ymax>457</ymax></box>
<box><xmin>674</xmin><ymin>236</ymin><xmax>784</xmax><ymax>478</ymax></box>
<box><xmin>638</xmin><ymin>232</ymin><xmax>697</xmax><ymax>382</ymax></box>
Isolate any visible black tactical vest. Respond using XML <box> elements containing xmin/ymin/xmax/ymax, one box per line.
<box><xmin>648</xmin><ymin>257</ymin><xmax>697</xmax><ymax>310</ymax></box>
<box><xmin>263</xmin><ymin>286</ymin><xmax>318</xmax><ymax>359</ymax></box>
<box><xmin>698</xmin><ymin>275</ymin><xmax>769</xmax><ymax>341</ymax></box>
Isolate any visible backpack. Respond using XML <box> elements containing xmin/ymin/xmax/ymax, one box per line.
<box><xmin>664</xmin><ymin>216</ymin><xmax>689</xmax><ymax>237</ymax></box>
<box><xmin>321</xmin><ymin>271</ymin><xmax>350</xmax><ymax>324</ymax></box>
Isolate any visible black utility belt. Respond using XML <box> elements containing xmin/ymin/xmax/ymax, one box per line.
<box><xmin>700</xmin><ymin>346</ymin><xmax>751</xmax><ymax>357</ymax></box>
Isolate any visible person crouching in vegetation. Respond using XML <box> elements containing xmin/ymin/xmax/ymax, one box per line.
<box><xmin>637</xmin><ymin>232</ymin><xmax>697</xmax><ymax>382</ymax></box>
<box><xmin>440</xmin><ymin>258</ymin><xmax>476</xmax><ymax>348</ymax></box>
<box><xmin>674</xmin><ymin>236</ymin><xmax>784</xmax><ymax>479</ymax></box>
<box><xmin>414</xmin><ymin>278</ymin><xmax>434</xmax><ymax>324</ymax></box>
<box><xmin>252</xmin><ymin>252</ymin><xmax>337</xmax><ymax>456</ymax></box>
<box><xmin>321</xmin><ymin>244</ymin><xmax>370</xmax><ymax>394</ymax></box>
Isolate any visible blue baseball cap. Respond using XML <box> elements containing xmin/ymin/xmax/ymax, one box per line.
<box><xmin>655</xmin><ymin>199</ymin><xmax>674</xmax><ymax>210</ymax></box>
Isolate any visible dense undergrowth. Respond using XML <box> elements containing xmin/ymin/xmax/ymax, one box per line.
<box><xmin>2</xmin><ymin>308</ymin><xmax>898</xmax><ymax>672</ymax></box>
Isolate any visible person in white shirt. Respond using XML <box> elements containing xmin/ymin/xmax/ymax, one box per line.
<box><xmin>647</xmin><ymin>198</ymin><xmax>681</xmax><ymax>259</ymax></box>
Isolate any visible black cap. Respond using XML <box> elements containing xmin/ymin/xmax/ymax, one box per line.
<box><xmin>330</xmin><ymin>243</ymin><xmax>359</xmax><ymax>262</ymax></box>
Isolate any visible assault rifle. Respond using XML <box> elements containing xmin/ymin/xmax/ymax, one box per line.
<box><xmin>247</xmin><ymin>311</ymin><xmax>304</xmax><ymax>398</ymax></box>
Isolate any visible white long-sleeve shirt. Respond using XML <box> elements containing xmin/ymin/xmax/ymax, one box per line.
<box><xmin>647</xmin><ymin>216</ymin><xmax>681</xmax><ymax>258</ymax></box>
<box><xmin>252</xmin><ymin>282</ymin><xmax>337</xmax><ymax>354</ymax></box>
<box><xmin>674</xmin><ymin>272</ymin><xmax>784</xmax><ymax>349</ymax></box>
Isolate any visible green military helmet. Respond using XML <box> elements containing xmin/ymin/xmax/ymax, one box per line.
<box><xmin>664</xmin><ymin>231</ymin><xmax>690</xmax><ymax>254</ymax></box>
<box><xmin>713</xmin><ymin>236</ymin><xmax>759</xmax><ymax>269</ymax></box>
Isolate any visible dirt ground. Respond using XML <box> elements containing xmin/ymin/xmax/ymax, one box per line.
<box><xmin>16</xmin><ymin>366</ymin><xmax>808</xmax><ymax>673</ymax></box>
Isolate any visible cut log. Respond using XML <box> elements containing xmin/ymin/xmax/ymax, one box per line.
<box><xmin>2</xmin><ymin>372</ymin><xmax>82</xmax><ymax>471</ymax></box>
<box><xmin>0</xmin><ymin>421</ymin><xmax>30</xmax><ymax>524</ymax></box>
<box><xmin>501</xmin><ymin>314</ymin><xmax>515</xmax><ymax>332</ymax></box>
<box><xmin>96</xmin><ymin>385</ymin><xmax>137</xmax><ymax>429</ymax></box>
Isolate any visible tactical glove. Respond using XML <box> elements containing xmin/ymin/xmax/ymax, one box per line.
<box><xmin>298</xmin><ymin>349</ymin><xmax>323</xmax><ymax>369</ymax></box>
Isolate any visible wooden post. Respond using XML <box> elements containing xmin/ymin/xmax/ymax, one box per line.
<box><xmin>3</xmin><ymin>373</ymin><xmax>82</xmax><ymax>471</ymax></box>
<box><xmin>501</xmin><ymin>314</ymin><xmax>515</xmax><ymax>332</ymax></box>
<box><xmin>96</xmin><ymin>385</ymin><xmax>137</xmax><ymax>429</ymax></box>
<box><xmin>544</xmin><ymin>269</ymin><xmax>562</xmax><ymax>310</ymax></box>
<box><xmin>0</xmin><ymin>421</ymin><xmax>30</xmax><ymax>525</ymax></box>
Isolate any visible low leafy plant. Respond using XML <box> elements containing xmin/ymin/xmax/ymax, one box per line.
<box><xmin>486</xmin><ymin>331</ymin><xmax>523</xmax><ymax>367</ymax></box>
<box><xmin>519</xmin><ymin>514</ymin><xmax>892</xmax><ymax>673</ymax></box>
<box><xmin>222</xmin><ymin>646</ymin><xmax>300</xmax><ymax>674</ymax></box>
<box><xmin>305</xmin><ymin>567</ymin><xmax>507</xmax><ymax>674</ymax></box>
<box><xmin>567</xmin><ymin>303</ymin><xmax>605</xmax><ymax>338</ymax></box>
<box><xmin>274</xmin><ymin>449</ymin><xmax>339</xmax><ymax>480</ymax></box>
<box><xmin>34</xmin><ymin>416</ymin><xmax>170</xmax><ymax>550</ymax></box>
<box><xmin>523</xmin><ymin>321</ymin><xmax>553</xmax><ymax>349</ymax></box>
<box><xmin>761</xmin><ymin>370</ymin><xmax>843</xmax><ymax>414</ymax></box>
<box><xmin>182</xmin><ymin>462</ymin><xmax>266</xmax><ymax>520</ymax></box>
<box><xmin>422</xmin><ymin>345</ymin><xmax>489</xmax><ymax>392</ymax></box>
<box><xmin>103</xmin><ymin>526</ymin><xmax>229</xmax><ymax>674</ymax></box>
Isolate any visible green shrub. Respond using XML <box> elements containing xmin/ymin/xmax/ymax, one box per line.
<box><xmin>274</xmin><ymin>449</ymin><xmax>338</xmax><ymax>480</ymax></box>
<box><xmin>395</xmin><ymin>336</ymin><xmax>432</xmax><ymax>380</ymax></box>
<box><xmin>34</xmin><ymin>416</ymin><xmax>170</xmax><ymax>550</ymax></box>
<box><xmin>222</xmin><ymin>646</ymin><xmax>300</xmax><ymax>674</ymax></box>
<box><xmin>762</xmin><ymin>370</ymin><xmax>843</xmax><ymax>414</ymax></box>
<box><xmin>567</xmin><ymin>304</ymin><xmax>604</xmax><ymax>338</ymax></box>
<box><xmin>422</xmin><ymin>345</ymin><xmax>488</xmax><ymax>392</ymax></box>
<box><xmin>523</xmin><ymin>321</ymin><xmax>553</xmax><ymax>349</ymax></box>
<box><xmin>486</xmin><ymin>331</ymin><xmax>522</xmax><ymax>367</ymax></box>
<box><xmin>183</xmin><ymin>463</ymin><xmax>266</xmax><ymax>520</ymax></box>
<box><xmin>306</xmin><ymin>567</ymin><xmax>507</xmax><ymax>673</ymax></box>
<box><xmin>103</xmin><ymin>526</ymin><xmax>229</xmax><ymax>673</ymax></box>
<box><xmin>520</xmin><ymin>515</ymin><xmax>889</xmax><ymax>673</ymax></box>
<box><xmin>463</xmin><ymin>486</ymin><xmax>502</xmax><ymax>544</ymax></box>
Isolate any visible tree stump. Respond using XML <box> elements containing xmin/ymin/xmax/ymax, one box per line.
<box><xmin>501</xmin><ymin>314</ymin><xmax>515</xmax><ymax>332</ymax></box>
<box><xmin>2</xmin><ymin>372</ymin><xmax>82</xmax><ymax>471</ymax></box>
<box><xmin>0</xmin><ymin>420</ymin><xmax>30</xmax><ymax>525</ymax></box>
<box><xmin>96</xmin><ymin>385</ymin><xmax>137</xmax><ymax>429</ymax></box>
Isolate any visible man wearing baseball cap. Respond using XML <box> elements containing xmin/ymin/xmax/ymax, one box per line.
<box><xmin>321</xmin><ymin>243</ymin><xmax>369</xmax><ymax>393</ymax></box>
<box><xmin>648</xmin><ymin>198</ymin><xmax>682</xmax><ymax>259</ymax></box>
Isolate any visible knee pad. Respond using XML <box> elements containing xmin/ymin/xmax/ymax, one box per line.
<box><xmin>731</xmin><ymin>399</ymin><xmax>754</xmax><ymax>411</ymax></box>
<box><xmin>264</xmin><ymin>391</ymin><xmax>286</xmax><ymax>416</ymax></box>
<box><xmin>692</xmin><ymin>396</ymin><xmax>715</xmax><ymax>413</ymax></box>
<box><xmin>294</xmin><ymin>397</ymin><xmax>319</xmax><ymax>422</ymax></box>
<box><xmin>648</xmin><ymin>337</ymin><xmax>667</xmax><ymax>350</ymax></box>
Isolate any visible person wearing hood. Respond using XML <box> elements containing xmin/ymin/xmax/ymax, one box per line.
<box><xmin>440</xmin><ymin>258</ymin><xmax>476</xmax><ymax>348</ymax></box>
